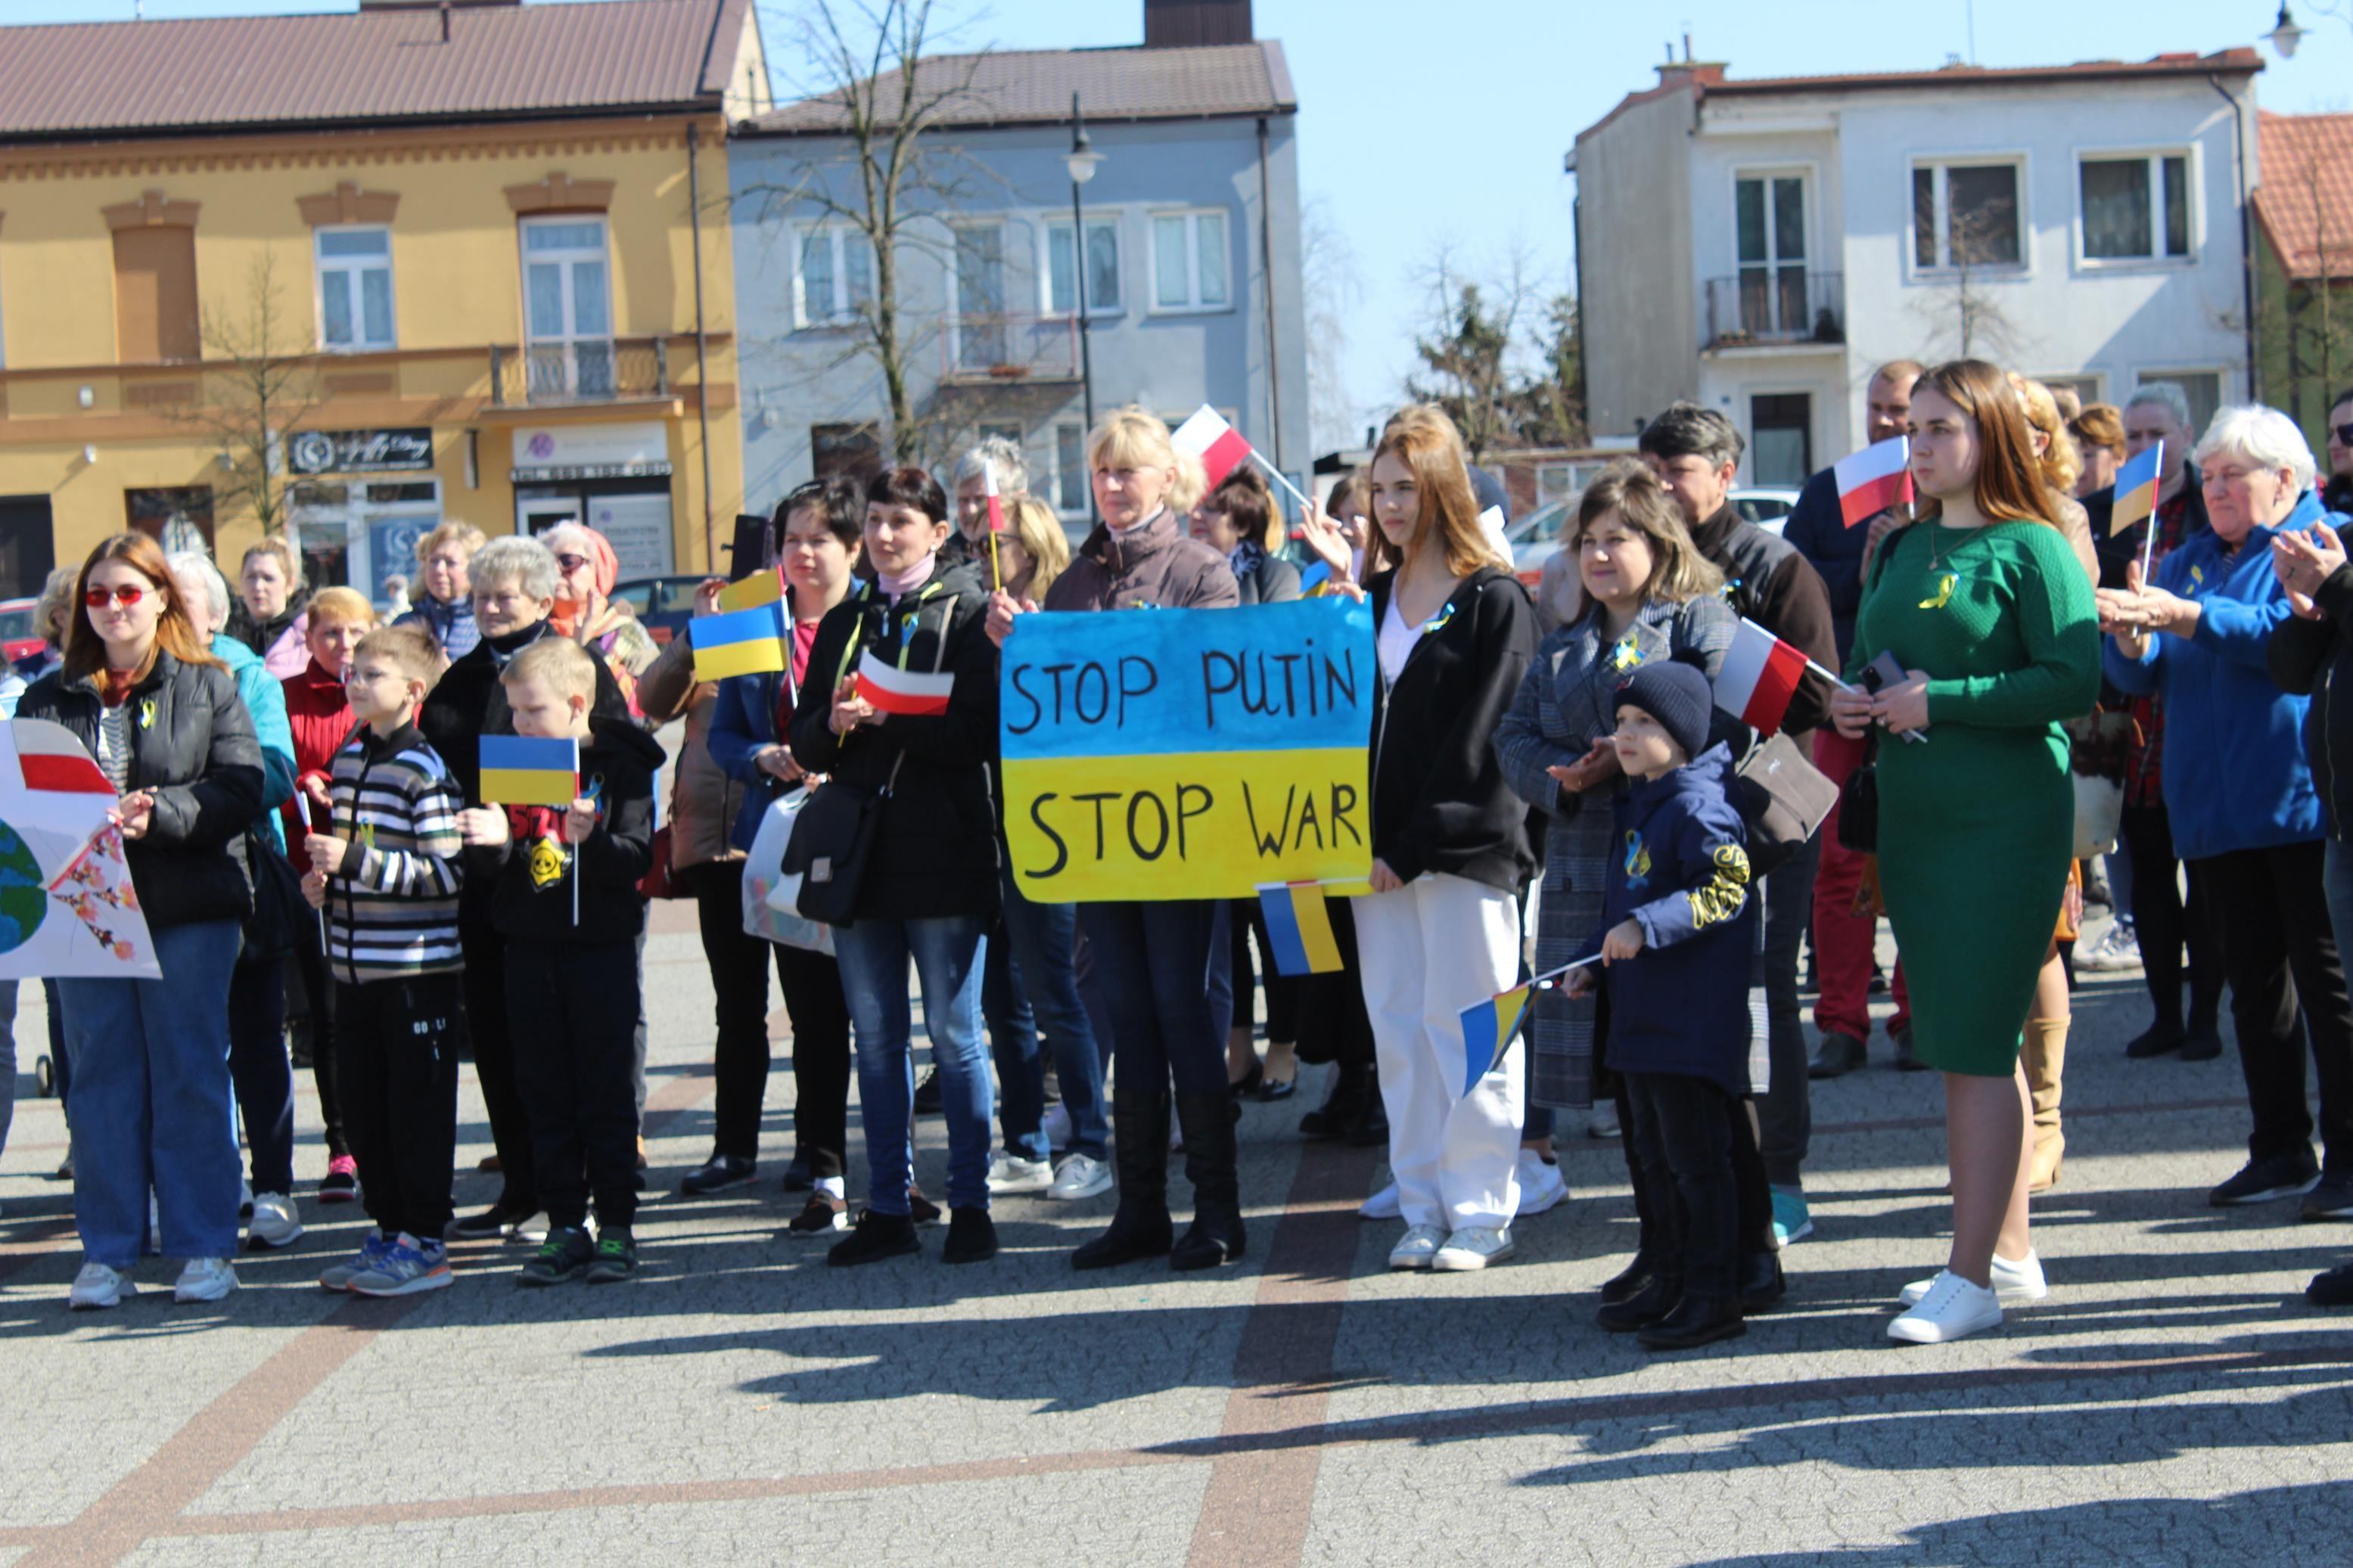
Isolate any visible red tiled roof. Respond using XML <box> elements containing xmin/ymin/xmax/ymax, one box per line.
<box><xmin>1577</xmin><ymin>48</ymin><xmax>2262</xmax><ymax>145</ymax></box>
<box><xmin>0</xmin><ymin>0</ymin><xmax>752</xmax><ymax>142</ymax></box>
<box><xmin>748</xmin><ymin>41</ymin><xmax>1293</xmax><ymax>135</ymax></box>
<box><xmin>2255</xmin><ymin>110</ymin><xmax>2353</xmax><ymax>283</ymax></box>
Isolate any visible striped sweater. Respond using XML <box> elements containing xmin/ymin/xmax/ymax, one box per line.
<box><xmin>319</xmin><ymin>721</ymin><xmax>465</xmax><ymax>983</ymax></box>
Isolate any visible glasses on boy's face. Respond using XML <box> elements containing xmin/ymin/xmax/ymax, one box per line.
<box><xmin>84</xmin><ymin>585</ymin><xmax>148</xmax><ymax>607</ymax></box>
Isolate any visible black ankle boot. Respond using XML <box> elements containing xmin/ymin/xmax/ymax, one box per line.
<box><xmin>1072</xmin><ymin>1091</ymin><xmax>1174</xmax><ymax>1270</ymax></box>
<box><xmin>1170</xmin><ymin>1091</ymin><xmax>1247</xmax><ymax>1271</ymax></box>
<box><xmin>1599</xmin><ymin>1252</ymin><xmax>1663</xmax><ymax>1309</ymax></box>
<box><xmin>1300</xmin><ymin>1063</ymin><xmax>1366</xmax><ymax>1141</ymax></box>
<box><xmin>1637</xmin><ymin>1293</ymin><xmax>1746</xmax><ymax>1351</ymax></box>
<box><xmin>1596</xmin><ymin>1270</ymin><xmax>1680</xmax><ymax>1332</ymax></box>
<box><xmin>1344</xmin><ymin>1067</ymin><xmax>1390</xmax><ymax>1148</ymax></box>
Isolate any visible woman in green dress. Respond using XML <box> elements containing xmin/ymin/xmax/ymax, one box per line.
<box><xmin>1829</xmin><ymin>360</ymin><xmax>2100</xmax><ymax>1346</ymax></box>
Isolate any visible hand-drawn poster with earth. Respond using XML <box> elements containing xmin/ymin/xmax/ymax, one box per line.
<box><xmin>0</xmin><ymin>719</ymin><xmax>160</xmax><ymax>979</ymax></box>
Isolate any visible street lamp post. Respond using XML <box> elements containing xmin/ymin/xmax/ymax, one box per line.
<box><xmin>1065</xmin><ymin>92</ymin><xmax>1102</xmax><ymax>521</ymax></box>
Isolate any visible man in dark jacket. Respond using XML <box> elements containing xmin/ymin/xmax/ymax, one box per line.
<box><xmin>1640</xmin><ymin>401</ymin><xmax>1835</xmax><ymax>1284</ymax></box>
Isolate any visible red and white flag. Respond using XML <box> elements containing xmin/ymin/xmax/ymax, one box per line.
<box><xmin>984</xmin><ymin>457</ymin><xmax>1006</xmax><ymax>533</ymax></box>
<box><xmin>1173</xmin><ymin>405</ymin><xmax>1253</xmax><ymax>491</ymax></box>
<box><xmin>0</xmin><ymin>721</ymin><xmax>113</xmax><ymax>795</ymax></box>
<box><xmin>1714</xmin><ymin>618</ymin><xmax>1811</xmax><ymax>736</ymax></box>
<box><xmin>855</xmin><ymin>650</ymin><xmax>956</xmax><ymax>717</ymax></box>
<box><xmin>1833</xmin><ymin>435</ymin><xmax>1912</xmax><ymax>529</ymax></box>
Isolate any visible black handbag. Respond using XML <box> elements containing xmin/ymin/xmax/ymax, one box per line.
<box><xmin>779</xmin><ymin>756</ymin><xmax>903</xmax><ymax>927</ymax></box>
<box><xmin>1835</xmin><ymin>741</ymin><xmax>1880</xmax><ymax>855</ymax></box>
<box><xmin>241</xmin><ymin>826</ymin><xmax>309</xmax><ymax>961</ymax></box>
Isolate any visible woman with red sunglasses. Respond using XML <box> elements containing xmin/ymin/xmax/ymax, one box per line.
<box><xmin>22</xmin><ymin>533</ymin><xmax>266</xmax><ymax>1312</ymax></box>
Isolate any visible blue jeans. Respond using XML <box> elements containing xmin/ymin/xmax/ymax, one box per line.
<box><xmin>993</xmin><ymin>868</ymin><xmax>1108</xmax><ymax>1161</ymax></box>
<box><xmin>835</xmin><ymin>913</ymin><xmax>990</xmax><ymax>1216</ymax></box>
<box><xmin>59</xmin><ymin>920</ymin><xmax>243</xmax><ymax>1267</ymax></box>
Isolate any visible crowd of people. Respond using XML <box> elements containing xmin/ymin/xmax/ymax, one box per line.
<box><xmin>4</xmin><ymin>361</ymin><xmax>2350</xmax><ymax>1349</ymax></box>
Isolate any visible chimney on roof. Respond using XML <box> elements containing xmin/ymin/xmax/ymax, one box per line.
<box><xmin>1143</xmin><ymin>0</ymin><xmax>1254</xmax><ymax>48</ymax></box>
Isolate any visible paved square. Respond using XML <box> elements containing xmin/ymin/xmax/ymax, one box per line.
<box><xmin>4</xmin><ymin>907</ymin><xmax>2352</xmax><ymax>1566</ymax></box>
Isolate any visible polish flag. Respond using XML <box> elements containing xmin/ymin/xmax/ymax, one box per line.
<box><xmin>856</xmin><ymin>650</ymin><xmax>956</xmax><ymax>716</ymax></box>
<box><xmin>0</xmin><ymin>719</ymin><xmax>114</xmax><ymax>795</ymax></box>
<box><xmin>1834</xmin><ymin>435</ymin><xmax>1913</xmax><ymax>529</ymax></box>
<box><xmin>984</xmin><ymin>457</ymin><xmax>1006</xmax><ymax>533</ymax></box>
<box><xmin>1713</xmin><ymin>619</ymin><xmax>1811</xmax><ymax>736</ymax></box>
<box><xmin>1173</xmin><ymin>405</ymin><xmax>1254</xmax><ymax>490</ymax></box>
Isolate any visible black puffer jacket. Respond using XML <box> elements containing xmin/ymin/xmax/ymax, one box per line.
<box><xmin>2270</xmin><ymin>558</ymin><xmax>2353</xmax><ymax>842</ymax></box>
<box><xmin>20</xmin><ymin>651</ymin><xmax>266</xmax><ymax>930</ymax></box>
<box><xmin>787</xmin><ymin>558</ymin><xmax>999</xmax><ymax>921</ymax></box>
<box><xmin>1367</xmin><ymin>564</ymin><xmax>1538</xmax><ymax>893</ymax></box>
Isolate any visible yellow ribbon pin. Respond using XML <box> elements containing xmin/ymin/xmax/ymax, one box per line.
<box><xmin>1918</xmin><ymin>574</ymin><xmax>1957</xmax><ymax>610</ymax></box>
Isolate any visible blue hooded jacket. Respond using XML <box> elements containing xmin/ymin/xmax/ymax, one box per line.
<box><xmin>2103</xmin><ymin>488</ymin><xmax>2333</xmax><ymax>862</ymax></box>
<box><xmin>1574</xmin><ymin>741</ymin><xmax>1755</xmax><ymax>1095</ymax></box>
<box><xmin>213</xmin><ymin>632</ymin><xmax>297</xmax><ymax>854</ymax></box>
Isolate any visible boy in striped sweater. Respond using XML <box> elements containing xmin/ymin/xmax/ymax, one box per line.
<box><xmin>299</xmin><ymin>623</ymin><xmax>467</xmax><ymax>1296</ymax></box>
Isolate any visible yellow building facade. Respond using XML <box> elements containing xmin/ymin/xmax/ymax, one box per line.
<box><xmin>0</xmin><ymin>2</ymin><xmax>763</xmax><ymax>602</ymax></box>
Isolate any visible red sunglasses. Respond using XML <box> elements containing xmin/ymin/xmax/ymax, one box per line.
<box><xmin>83</xmin><ymin>585</ymin><xmax>150</xmax><ymax>608</ymax></box>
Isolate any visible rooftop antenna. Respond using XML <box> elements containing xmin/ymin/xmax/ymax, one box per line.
<box><xmin>1965</xmin><ymin>0</ymin><xmax>1978</xmax><ymax>63</ymax></box>
<box><xmin>1682</xmin><ymin>28</ymin><xmax>1692</xmax><ymax>62</ymax></box>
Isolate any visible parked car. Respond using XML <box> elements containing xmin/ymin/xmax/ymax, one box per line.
<box><xmin>609</xmin><ymin>575</ymin><xmax>712</xmax><ymax>645</ymax></box>
<box><xmin>1731</xmin><ymin>488</ymin><xmax>1801</xmax><ymax>528</ymax></box>
<box><xmin>0</xmin><ymin>597</ymin><xmax>44</xmax><ymax>665</ymax></box>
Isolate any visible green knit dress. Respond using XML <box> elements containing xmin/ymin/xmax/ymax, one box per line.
<box><xmin>1849</xmin><ymin>521</ymin><xmax>2101</xmax><ymax>1076</ymax></box>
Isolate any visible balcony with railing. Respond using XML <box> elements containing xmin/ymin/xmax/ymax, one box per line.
<box><xmin>489</xmin><ymin>337</ymin><xmax>670</xmax><ymax>408</ymax></box>
<box><xmin>938</xmin><ymin>313</ymin><xmax>1080</xmax><ymax>384</ymax></box>
<box><xmin>1703</xmin><ymin>271</ymin><xmax>1845</xmax><ymax>350</ymax></box>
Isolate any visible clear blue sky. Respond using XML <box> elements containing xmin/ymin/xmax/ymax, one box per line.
<box><xmin>5</xmin><ymin>0</ymin><xmax>2343</xmax><ymax>449</ymax></box>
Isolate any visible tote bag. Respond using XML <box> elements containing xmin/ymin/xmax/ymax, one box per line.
<box><xmin>741</xmin><ymin>785</ymin><xmax>833</xmax><ymax>955</ymax></box>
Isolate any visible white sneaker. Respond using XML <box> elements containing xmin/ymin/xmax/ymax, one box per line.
<box><xmin>1515</xmin><ymin>1151</ymin><xmax>1568</xmax><ymax>1217</ymax></box>
<box><xmin>1388</xmin><ymin>1223</ymin><xmax>1447</xmax><ymax>1270</ymax></box>
<box><xmin>1900</xmin><ymin>1250</ymin><xmax>2047</xmax><ymax>1307</ymax></box>
<box><xmin>510</xmin><ymin>1212</ymin><xmax>550</xmax><ymax>1246</ymax></box>
<box><xmin>1431</xmin><ymin>1226</ymin><xmax>1516</xmax><ymax>1271</ymax></box>
<box><xmin>1045</xmin><ymin>1152</ymin><xmax>1112</xmax><ymax>1200</ymax></box>
<box><xmin>173</xmin><ymin>1256</ymin><xmax>238</xmax><ymax>1305</ymax></box>
<box><xmin>1041</xmin><ymin>1102</ymin><xmax>1074</xmax><ymax>1150</ymax></box>
<box><xmin>1360</xmin><ymin>1181</ymin><xmax>1402</xmax><ymax>1220</ymax></box>
<box><xmin>68</xmin><ymin>1261</ymin><xmax>132</xmax><ymax>1311</ymax></box>
<box><xmin>2079</xmin><ymin>922</ymin><xmax>2142</xmax><ymax>973</ymax></box>
<box><xmin>985</xmin><ymin>1152</ymin><xmax>1054</xmax><ymax>1194</ymax></box>
<box><xmin>1888</xmin><ymin>1268</ymin><xmax>2002</xmax><ymax>1343</ymax></box>
<box><xmin>247</xmin><ymin>1192</ymin><xmax>303</xmax><ymax>1250</ymax></box>
<box><xmin>1588</xmin><ymin>1104</ymin><xmax>1621</xmax><ymax>1140</ymax></box>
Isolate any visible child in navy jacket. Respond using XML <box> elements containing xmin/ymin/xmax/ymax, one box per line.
<box><xmin>1568</xmin><ymin>659</ymin><xmax>1755</xmax><ymax>1351</ymax></box>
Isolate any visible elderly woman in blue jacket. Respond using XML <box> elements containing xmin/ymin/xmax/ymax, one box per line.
<box><xmin>2102</xmin><ymin>404</ymin><xmax>2353</xmax><ymax>1222</ymax></box>
<box><xmin>703</xmin><ymin>477</ymin><xmax>864</xmax><ymax>1237</ymax></box>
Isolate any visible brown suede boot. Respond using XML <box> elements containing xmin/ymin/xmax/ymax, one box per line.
<box><xmin>2024</xmin><ymin>1017</ymin><xmax>2068</xmax><ymax>1194</ymax></box>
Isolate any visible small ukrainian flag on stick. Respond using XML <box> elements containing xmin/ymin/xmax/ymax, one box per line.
<box><xmin>692</xmin><ymin>603</ymin><xmax>790</xmax><ymax>682</ymax></box>
<box><xmin>1456</xmin><ymin>955</ymin><xmax>1602</xmax><ymax>1095</ymax></box>
<box><xmin>477</xmin><ymin>734</ymin><xmax>578</xmax><ymax>807</ymax></box>
<box><xmin>1255</xmin><ymin>880</ymin><xmax>1344</xmax><ymax>976</ymax></box>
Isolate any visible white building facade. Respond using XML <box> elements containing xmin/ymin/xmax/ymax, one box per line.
<box><xmin>1574</xmin><ymin>50</ymin><xmax>2263</xmax><ymax>485</ymax></box>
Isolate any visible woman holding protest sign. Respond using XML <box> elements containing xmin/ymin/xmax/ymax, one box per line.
<box><xmin>26</xmin><ymin>532</ymin><xmax>266</xmax><ymax>1310</ymax></box>
<box><xmin>1351</xmin><ymin>404</ymin><xmax>1537</xmax><ymax>1274</ymax></box>
<box><xmin>986</xmin><ymin>408</ymin><xmax>1245</xmax><ymax>1272</ymax></box>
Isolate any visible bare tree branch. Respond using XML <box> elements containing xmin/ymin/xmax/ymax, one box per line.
<box><xmin>168</xmin><ymin>252</ymin><xmax>322</xmax><ymax>539</ymax></box>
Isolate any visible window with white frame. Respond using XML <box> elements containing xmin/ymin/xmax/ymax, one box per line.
<box><xmin>1044</xmin><ymin>215</ymin><xmax>1121</xmax><ymax>315</ymax></box>
<box><xmin>2136</xmin><ymin>371</ymin><xmax>2223</xmax><ymax>437</ymax></box>
<box><xmin>1053</xmin><ymin>421</ymin><xmax>1088</xmax><ymax>516</ymax></box>
<box><xmin>1911</xmin><ymin>159</ymin><xmax>2024</xmax><ymax>272</ymax></box>
<box><xmin>521</xmin><ymin>217</ymin><xmax>611</xmax><ymax>396</ymax></box>
<box><xmin>316</xmin><ymin>226</ymin><xmax>395</xmax><ymax>352</ymax></box>
<box><xmin>796</xmin><ymin>225</ymin><xmax>874</xmax><ymax>328</ymax></box>
<box><xmin>2080</xmin><ymin>153</ymin><xmax>2191</xmax><ymax>262</ymax></box>
<box><xmin>1150</xmin><ymin>210</ymin><xmax>1230</xmax><ymax>312</ymax></box>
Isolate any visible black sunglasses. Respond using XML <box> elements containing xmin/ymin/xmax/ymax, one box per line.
<box><xmin>2335</xmin><ymin>423</ymin><xmax>2353</xmax><ymax>448</ymax></box>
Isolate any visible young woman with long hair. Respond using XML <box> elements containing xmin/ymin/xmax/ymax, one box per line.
<box><xmin>27</xmin><ymin>533</ymin><xmax>266</xmax><ymax>1310</ymax></box>
<box><xmin>1355</xmin><ymin>405</ymin><xmax>1538</xmax><ymax>1273</ymax></box>
<box><xmin>1829</xmin><ymin>360</ymin><xmax>2100</xmax><ymax>1343</ymax></box>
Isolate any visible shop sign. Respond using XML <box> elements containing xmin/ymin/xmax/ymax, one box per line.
<box><xmin>288</xmin><ymin>427</ymin><xmax>435</xmax><ymax>476</ymax></box>
<box><xmin>510</xmin><ymin>421</ymin><xmax>673</xmax><ymax>483</ymax></box>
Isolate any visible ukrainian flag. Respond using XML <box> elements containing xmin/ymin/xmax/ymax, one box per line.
<box><xmin>2110</xmin><ymin>441</ymin><xmax>2165</xmax><ymax>535</ymax></box>
<box><xmin>1257</xmin><ymin>880</ymin><xmax>1342</xmax><ymax>976</ymax></box>
<box><xmin>719</xmin><ymin>567</ymin><xmax>785</xmax><ymax>614</ymax></box>
<box><xmin>479</xmin><ymin>734</ymin><xmax>578</xmax><ymax>806</ymax></box>
<box><xmin>693</xmin><ymin>603</ymin><xmax>789</xmax><ymax>682</ymax></box>
<box><xmin>1457</xmin><ymin>984</ymin><xmax>1531</xmax><ymax>1096</ymax></box>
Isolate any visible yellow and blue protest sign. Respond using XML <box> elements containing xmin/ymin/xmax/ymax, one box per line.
<box><xmin>1000</xmin><ymin>597</ymin><xmax>1375</xmax><ymax>901</ymax></box>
